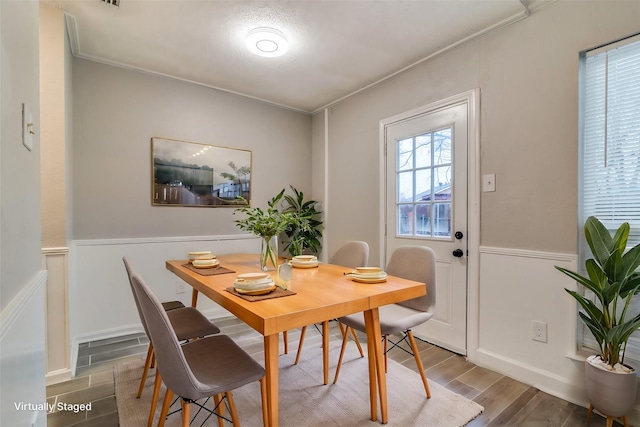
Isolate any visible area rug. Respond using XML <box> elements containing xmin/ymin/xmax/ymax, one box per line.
<box><xmin>116</xmin><ymin>343</ymin><xmax>483</xmax><ymax>426</ymax></box>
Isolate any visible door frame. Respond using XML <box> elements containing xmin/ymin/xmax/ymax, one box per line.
<box><xmin>378</xmin><ymin>89</ymin><xmax>480</xmax><ymax>361</ymax></box>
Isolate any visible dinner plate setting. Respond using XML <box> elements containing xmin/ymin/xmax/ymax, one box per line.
<box><xmin>346</xmin><ymin>267</ymin><xmax>388</xmax><ymax>283</ymax></box>
<box><xmin>233</xmin><ymin>272</ymin><xmax>276</xmax><ymax>295</ymax></box>
<box><xmin>290</xmin><ymin>255</ymin><xmax>319</xmax><ymax>269</ymax></box>
<box><xmin>188</xmin><ymin>251</ymin><xmax>219</xmax><ymax>269</ymax></box>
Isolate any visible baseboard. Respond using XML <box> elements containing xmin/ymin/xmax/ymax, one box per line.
<box><xmin>475</xmin><ymin>347</ymin><xmax>589</xmax><ymax>406</ymax></box>
<box><xmin>45</xmin><ymin>368</ymin><xmax>72</xmax><ymax>386</ymax></box>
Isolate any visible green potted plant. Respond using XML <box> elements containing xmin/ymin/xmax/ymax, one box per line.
<box><xmin>281</xmin><ymin>186</ymin><xmax>323</xmax><ymax>257</ymax></box>
<box><xmin>234</xmin><ymin>189</ymin><xmax>298</xmax><ymax>271</ymax></box>
<box><xmin>555</xmin><ymin>216</ymin><xmax>640</xmax><ymax>423</ymax></box>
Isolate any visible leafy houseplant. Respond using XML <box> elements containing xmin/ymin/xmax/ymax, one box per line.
<box><xmin>234</xmin><ymin>189</ymin><xmax>298</xmax><ymax>271</ymax></box>
<box><xmin>555</xmin><ymin>216</ymin><xmax>640</xmax><ymax>420</ymax></box>
<box><xmin>555</xmin><ymin>216</ymin><xmax>640</xmax><ymax>368</ymax></box>
<box><xmin>281</xmin><ymin>186</ymin><xmax>323</xmax><ymax>257</ymax></box>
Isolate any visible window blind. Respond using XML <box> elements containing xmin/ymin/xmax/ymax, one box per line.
<box><xmin>580</xmin><ymin>35</ymin><xmax>640</xmax><ymax>363</ymax></box>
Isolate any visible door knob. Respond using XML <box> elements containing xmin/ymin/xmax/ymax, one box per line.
<box><xmin>455</xmin><ymin>231</ymin><xmax>464</xmax><ymax>240</ymax></box>
<box><xmin>452</xmin><ymin>249</ymin><xmax>464</xmax><ymax>258</ymax></box>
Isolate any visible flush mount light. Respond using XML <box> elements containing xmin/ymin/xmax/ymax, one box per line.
<box><xmin>246</xmin><ymin>27</ymin><xmax>289</xmax><ymax>57</ymax></box>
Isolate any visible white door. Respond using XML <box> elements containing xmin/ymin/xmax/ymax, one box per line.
<box><xmin>383</xmin><ymin>101</ymin><xmax>468</xmax><ymax>355</ymax></box>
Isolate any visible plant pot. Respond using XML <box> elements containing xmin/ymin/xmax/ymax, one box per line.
<box><xmin>260</xmin><ymin>235</ymin><xmax>278</xmax><ymax>271</ymax></box>
<box><xmin>584</xmin><ymin>356</ymin><xmax>637</xmax><ymax>418</ymax></box>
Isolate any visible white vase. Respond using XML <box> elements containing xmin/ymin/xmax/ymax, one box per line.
<box><xmin>584</xmin><ymin>356</ymin><xmax>637</xmax><ymax>418</ymax></box>
<box><xmin>260</xmin><ymin>236</ymin><xmax>278</xmax><ymax>271</ymax></box>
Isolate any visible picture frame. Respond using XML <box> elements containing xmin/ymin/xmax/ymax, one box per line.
<box><xmin>151</xmin><ymin>137</ymin><xmax>251</xmax><ymax>207</ymax></box>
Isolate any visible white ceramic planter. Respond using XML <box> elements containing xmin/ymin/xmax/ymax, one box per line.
<box><xmin>584</xmin><ymin>356</ymin><xmax>637</xmax><ymax>418</ymax></box>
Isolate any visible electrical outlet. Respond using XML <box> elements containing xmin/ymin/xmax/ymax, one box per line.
<box><xmin>175</xmin><ymin>282</ymin><xmax>186</xmax><ymax>294</ymax></box>
<box><xmin>532</xmin><ymin>320</ymin><xmax>547</xmax><ymax>343</ymax></box>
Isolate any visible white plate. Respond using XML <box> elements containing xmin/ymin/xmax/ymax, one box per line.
<box><xmin>234</xmin><ymin>277</ymin><xmax>273</xmax><ymax>286</ymax></box>
<box><xmin>188</xmin><ymin>251</ymin><xmax>215</xmax><ymax>260</ymax></box>
<box><xmin>291</xmin><ymin>262</ymin><xmax>319</xmax><ymax>269</ymax></box>
<box><xmin>293</xmin><ymin>255</ymin><xmax>317</xmax><ymax>262</ymax></box>
<box><xmin>192</xmin><ymin>259</ymin><xmax>219</xmax><ymax>267</ymax></box>
<box><xmin>233</xmin><ymin>280</ymin><xmax>275</xmax><ymax>291</ymax></box>
<box><xmin>235</xmin><ymin>285</ymin><xmax>277</xmax><ymax>295</ymax></box>
<box><xmin>348</xmin><ymin>272</ymin><xmax>388</xmax><ymax>280</ymax></box>
<box><xmin>350</xmin><ymin>276</ymin><xmax>387</xmax><ymax>284</ymax></box>
<box><xmin>355</xmin><ymin>267</ymin><xmax>383</xmax><ymax>275</ymax></box>
<box><xmin>237</xmin><ymin>272</ymin><xmax>271</xmax><ymax>281</ymax></box>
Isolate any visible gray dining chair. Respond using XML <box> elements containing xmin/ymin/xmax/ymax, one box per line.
<box><xmin>294</xmin><ymin>241</ymin><xmax>369</xmax><ymax>365</ymax></box>
<box><xmin>122</xmin><ymin>257</ymin><xmax>221</xmax><ymax>416</ymax></box>
<box><xmin>130</xmin><ymin>270</ymin><xmax>267</xmax><ymax>427</ymax></box>
<box><xmin>333</xmin><ymin>245</ymin><xmax>436</xmax><ymax>398</ymax></box>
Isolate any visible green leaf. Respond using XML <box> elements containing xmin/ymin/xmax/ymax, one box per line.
<box><xmin>584</xmin><ymin>216</ymin><xmax>614</xmax><ymax>266</ymax></box>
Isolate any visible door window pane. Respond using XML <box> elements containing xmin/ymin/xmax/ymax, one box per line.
<box><xmin>398</xmin><ymin>171</ymin><xmax>414</xmax><ymax>203</ymax></box>
<box><xmin>398</xmin><ymin>204</ymin><xmax>414</xmax><ymax>235</ymax></box>
<box><xmin>433</xmin><ymin>203</ymin><xmax>452</xmax><ymax>237</ymax></box>
<box><xmin>415</xmin><ymin>204</ymin><xmax>431</xmax><ymax>236</ymax></box>
<box><xmin>395</xmin><ymin>127</ymin><xmax>453</xmax><ymax>239</ymax></box>
<box><xmin>434</xmin><ymin>129</ymin><xmax>452</xmax><ymax>165</ymax></box>
<box><xmin>415</xmin><ymin>135</ymin><xmax>432</xmax><ymax>168</ymax></box>
<box><xmin>434</xmin><ymin>166</ymin><xmax>452</xmax><ymax>201</ymax></box>
<box><xmin>415</xmin><ymin>169</ymin><xmax>431</xmax><ymax>202</ymax></box>
<box><xmin>398</xmin><ymin>138</ymin><xmax>414</xmax><ymax>171</ymax></box>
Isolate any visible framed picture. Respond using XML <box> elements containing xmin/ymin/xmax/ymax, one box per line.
<box><xmin>151</xmin><ymin>137</ymin><xmax>251</xmax><ymax>207</ymax></box>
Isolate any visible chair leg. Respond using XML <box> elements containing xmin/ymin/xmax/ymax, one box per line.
<box><xmin>350</xmin><ymin>327</ymin><xmax>365</xmax><ymax>357</ymax></box>
<box><xmin>137</xmin><ymin>344</ymin><xmax>154</xmax><ymax>398</ymax></box>
<box><xmin>282</xmin><ymin>330</ymin><xmax>289</xmax><ymax>354</ymax></box>
<box><xmin>333</xmin><ymin>324</ymin><xmax>351</xmax><ymax>383</ymax></box>
<box><xmin>606</xmin><ymin>416</ymin><xmax>614</xmax><ymax>427</ymax></box>
<box><xmin>407</xmin><ymin>330</ymin><xmax>431</xmax><ymax>398</ymax></box>
<box><xmin>213</xmin><ymin>394</ymin><xmax>224</xmax><ymax>427</ymax></box>
<box><xmin>181</xmin><ymin>398</ymin><xmax>190</xmax><ymax>427</ymax></box>
<box><xmin>226</xmin><ymin>391</ymin><xmax>240</xmax><ymax>425</ymax></box>
<box><xmin>148</xmin><ymin>370</ymin><xmax>162</xmax><ymax>427</ymax></box>
<box><xmin>384</xmin><ymin>335</ymin><xmax>390</xmax><ymax>373</ymax></box>
<box><xmin>157</xmin><ymin>388</ymin><xmax>174</xmax><ymax>427</ymax></box>
<box><xmin>294</xmin><ymin>326</ymin><xmax>307</xmax><ymax>365</ymax></box>
<box><xmin>260</xmin><ymin>377</ymin><xmax>268</xmax><ymax>427</ymax></box>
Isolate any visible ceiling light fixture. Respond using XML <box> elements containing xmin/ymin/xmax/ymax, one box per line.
<box><xmin>246</xmin><ymin>27</ymin><xmax>289</xmax><ymax>58</ymax></box>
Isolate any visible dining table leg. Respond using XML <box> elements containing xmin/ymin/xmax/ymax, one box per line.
<box><xmin>364</xmin><ymin>308</ymin><xmax>387</xmax><ymax>424</ymax></box>
<box><xmin>322</xmin><ymin>321</ymin><xmax>329</xmax><ymax>385</ymax></box>
<box><xmin>264</xmin><ymin>333</ymin><xmax>279</xmax><ymax>427</ymax></box>
<box><xmin>190</xmin><ymin>288</ymin><xmax>199</xmax><ymax>307</ymax></box>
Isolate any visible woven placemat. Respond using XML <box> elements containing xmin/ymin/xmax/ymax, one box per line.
<box><xmin>181</xmin><ymin>263</ymin><xmax>235</xmax><ymax>276</ymax></box>
<box><xmin>225</xmin><ymin>286</ymin><xmax>296</xmax><ymax>301</ymax></box>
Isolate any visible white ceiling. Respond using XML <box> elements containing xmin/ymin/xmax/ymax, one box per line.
<box><xmin>54</xmin><ymin>0</ymin><xmax>543</xmax><ymax>113</ymax></box>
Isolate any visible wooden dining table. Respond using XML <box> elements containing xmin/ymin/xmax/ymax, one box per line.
<box><xmin>166</xmin><ymin>254</ymin><xmax>426</xmax><ymax>426</ymax></box>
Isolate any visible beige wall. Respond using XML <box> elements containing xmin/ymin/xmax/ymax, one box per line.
<box><xmin>40</xmin><ymin>4</ymin><xmax>67</xmax><ymax>248</ymax></box>
<box><xmin>320</xmin><ymin>1</ymin><xmax>640</xmax><ymax>262</ymax></box>
<box><xmin>72</xmin><ymin>59</ymin><xmax>312</xmax><ymax>239</ymax></box>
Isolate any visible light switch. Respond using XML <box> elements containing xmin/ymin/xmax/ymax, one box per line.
<box><xmin>483</xmin><ymin>173</ymin><xmax>496</xmax><ymax>192</ymax></box>
<box><xmin>22</xmin><ymin>103</ymin><xmax>34</xmax><ymax>151</ymax></box>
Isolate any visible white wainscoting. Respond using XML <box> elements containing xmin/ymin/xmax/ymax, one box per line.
<box><xmin>0</xmin><ymin>270</ymin><xmax>47</xmax><ymax>427</ymax></box>
<box><xmin>42</xmin><ymin>247</ymin><xmax>71</xmax><ymax>385</ymax></box>
<box><xmin>70</xmin><ymin>234</ymin><xmax>260</xmax><ymax>348</ymax></box>
<box><xmin>473</xmin><ymin>247</ymin><xmax>613</xmax><ymax>415</ymax></box>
